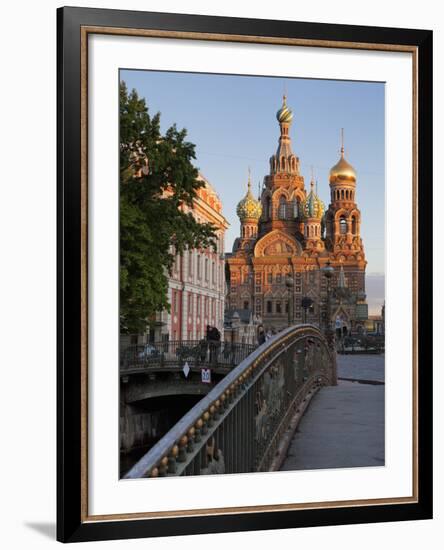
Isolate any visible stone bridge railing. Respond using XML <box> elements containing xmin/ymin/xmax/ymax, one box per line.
<box><xmin>124</xmin><ymin>324</ymin><xmax>336</xmax><ymax>479</ymax></box>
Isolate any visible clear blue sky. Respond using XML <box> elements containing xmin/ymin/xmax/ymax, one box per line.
<box><xmin>121</xmin><ymin>69</ymin><xmax>385</xmax><ymax>313</ymax></box>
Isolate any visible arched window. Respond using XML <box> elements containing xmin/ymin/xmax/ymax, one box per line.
<box><xmin>339</xmin><ymin>216</ymin><xmax>347</xmax><ymax>234</ymax></box>
<box><xmin>279</xmin><ymin>196</ymin><xmax>287</xmax><ymax>219</ymax></box>
<box><xmin>351</xmin><ymin>216</ymin><xmax>357</xmax><ymax>234</ymax></box>
<box><xmin>265</xmin><ymin>196</ymin><xmax>271</xmax><ymax>220</ymax></box>
<box><xmin>293</xmin><ymin>199</ymin><xmax>299</xmax><ymax>218</ymax></box>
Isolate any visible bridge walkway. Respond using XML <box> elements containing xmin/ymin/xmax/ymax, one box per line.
<box><xmin>280</xmin><ymin>354</ymin><xmax>385</xmax><ymax>471</ymax></box>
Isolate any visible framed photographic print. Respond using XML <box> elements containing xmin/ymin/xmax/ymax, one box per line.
<box><xmin>57</xmin><ymin>6</ymin><xmax>433</xmax><ymax>543</ymax></box>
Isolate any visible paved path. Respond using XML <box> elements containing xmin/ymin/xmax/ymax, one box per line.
<box><xmin>280</xmin><ymin>355</ymin><xmax>385</xmax><ymax>471</ymax></box>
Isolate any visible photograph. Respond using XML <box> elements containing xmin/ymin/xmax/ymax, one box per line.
<box><xmin>118</xmin><ymin>70</ymin><xmax>386</xmax><ymax>479</ymax></box>
<box><xmin>53</xmin><ymin>5</ymin><xmax>433</xmax><ymax>542</ymax></box>
<box><xmin>1</xmin><ymin>0</ymin><xmax>438</xmax><ymax>545</ymax></box>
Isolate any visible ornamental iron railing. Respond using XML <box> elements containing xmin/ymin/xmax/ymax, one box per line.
<box><xmin>120</xmin><ymin>340</ymin><xmax>257</xmax><ymax>373</ymax></box>
<box><xmin>124</xmin><ymin>324</ymin><xmax>336</xmax><ymax>478</ymax></box>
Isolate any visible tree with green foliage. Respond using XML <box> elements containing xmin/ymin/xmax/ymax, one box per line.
<box><xmin>119</xmin><ymin>81</ymin><xmax>216</xmax><ymax>335</ymax></box>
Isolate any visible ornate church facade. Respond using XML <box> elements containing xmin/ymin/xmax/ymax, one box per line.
<box><xmin>226</xmin><ymin>96</ymin><xmax>369</xmax><ymax>333</ymax></box>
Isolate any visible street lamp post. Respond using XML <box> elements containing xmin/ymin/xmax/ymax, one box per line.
<box><xmin>321</xmin><ymin>260</ymin><xmax>337</xmax><ymax>385</ymax></box>
<box><xmin>285</xmin><ymin>275</ymin><xmax>294</xmax><ymax>327</ymax></box>
<box><xmin>301</xmin><ymin>296</ymin><xmax>313</xmax><ymax>324</ymax></box>
<box><xmin>321</xmin><ymin>260</ymin><xmax>334</xmax><ymax>331</ymax></box>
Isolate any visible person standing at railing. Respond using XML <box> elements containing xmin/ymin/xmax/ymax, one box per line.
<box><xmin>207</xmin><ymin>325</ymin><xmax>221</xmax><ymax>364</ymax></box>
<box><xmin>257</xmin><ymin>324</ymin><xmax>266</xmax><ymax>345</ymax></box>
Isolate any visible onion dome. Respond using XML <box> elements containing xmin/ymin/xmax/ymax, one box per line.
<box><xmin>300</xmin><ymin>180</ymin><xmax>325</xmax><ymax>220</ymax></box>
<box><xmin>236</xmin><ymin>172</ymin><xmax>262</xmax><ymax>221</ymax></box>
<box><xmin>276</xmin><ymin>94</ymin><xmax>293</xmax><ymax>124</ymax></box>
<box><xmin>329</xmin><ymin>153</ymin><xmax>357</xmax><ymax>183</ymax></box>
<box><xmin>329</xmin><ymin>130</ymin><xmax>356</xmax><ymax>183</ymax></box>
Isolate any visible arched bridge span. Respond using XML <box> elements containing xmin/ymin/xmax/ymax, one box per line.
<box><xmin>124</xmin><ymin>324</ymin><xmax>336</xmax><ymax>479</ymax></box>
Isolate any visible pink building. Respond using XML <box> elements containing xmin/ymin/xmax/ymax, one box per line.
<box><xmin>152</xmin><ymin>174</ymin><xmax>229</xmax><ymax>342</ymax></box>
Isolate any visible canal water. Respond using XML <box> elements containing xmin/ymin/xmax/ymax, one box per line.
<box><xmin>120</xmin><ymin>394</ymin><xmax>203</xmax><ymax>477</ymax></box>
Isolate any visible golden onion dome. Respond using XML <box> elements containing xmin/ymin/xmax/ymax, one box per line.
<box><xmin>276</xmin><ymin>94</ymin><xmax>293</xmax><ymax>124</ymax></box>
<box><xmin>330</xmin><ymin>131</ymin><xmax>356</xmax><ymax>183</ymax></box>
<box><xmin>329</xmin><ymin>152</ymin><xmax>357</xmax><ymax>183</ymax></box>
<box><xmin>236</xmin><ymin>174</ymin><xmax>262</xmax><ymax>222</ymax></box>
<box><xmin>300</xmin><ymin>181</ymin><xmax>325</xmax><ymax>220</ymax></box>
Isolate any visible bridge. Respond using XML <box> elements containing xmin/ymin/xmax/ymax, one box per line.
<box><xmin>122</xmin><ymin>324</ymin><xmax>337</xmax><ymax>478</ymax></box>
<box><xmin>120</xmin><ymin>339</ymin><xmax>257</xmax><ymax>467</ymax></box>
<box><xmin>121</xmin><ymin>340</ymin><xmax>256</xmax><ymax>375</ymax></box>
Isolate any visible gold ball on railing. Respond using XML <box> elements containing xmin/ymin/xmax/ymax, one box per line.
<box><xmin>195</xmin><ymin>419</ymin><xmax>203</xmax><ymax>429</ymax></box>
<box><xmin>203</xmin><ymin>412</ymin><xmax>210</xmax><ymax>422</ymax></box>
<box><xmin>188</xmin><ymin>427</ymin><xmax>195</xmax><ymax>438</ymax></box>
<box><xmin>170</xmin><ymin>445</ymin><xmax>179</xmax><ymax>457</ymax></box>
<box><xmin>160</xmin><ymin>456</ymin><xmax>169</xmax><ymax>467</ymax></box>
<box><xmin>215</xmin><ymin>399</ymin><xmax>220</xmax><ymax>408</ymax></box>
<box><xmin>179</xmin><ymin>435</ymin><xmax>188</xmax><ymax>447</ymax></box>
<box><xmin>209</xmin><ymin>405</ymin><xmax>215</xmax><ymax>415</ymax></box>
<box><xmin>220</xmin><ymin>394</ymin><xmax>226</xmax><ymax>403</ymax></box>
<box><xmin>150</xmin><ymin>467</ymin><xmax>159</xmax><ymax>478</ymax></box>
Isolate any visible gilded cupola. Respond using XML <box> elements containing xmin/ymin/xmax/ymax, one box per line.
<box><xmin>329</xmin><ymin>129</ymin><xmax>357</xmax><ymax>183</ymax></box>
<box><xmin>300</xmin><ymin>180</ymin><xmax>325</xmax><ymax>220</ymax></box>
<box><xmin>236</xmin><ymin>172</ymin><xmax>262</xmax><ymax>222</ymax></box>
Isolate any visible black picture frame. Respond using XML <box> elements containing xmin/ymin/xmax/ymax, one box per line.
<box><xmin>57</xmin><ymin>6</ymin><xmax>433</xmax><ymax>543</ymax></box>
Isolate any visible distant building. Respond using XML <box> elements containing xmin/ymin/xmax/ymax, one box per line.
<box><xmin>224</xmin><ymin>309</ymin><xmax>262</xmax><ymax>346</ymax></box>
<box><xmin>226</xmin><ymin>96</ymin><xmax>369</xmax><ymax>333</ymax></box>
<box><xmin>363</xmin><ymin>303</ymin><xmax>385</xmax><ymax>335</ymax></box>
<box><xmin>151</xmin><ymin>174</ymin><xmax>229</xmax><ymax>342</ymax></box>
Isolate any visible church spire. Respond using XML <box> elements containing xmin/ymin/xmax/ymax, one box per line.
<box><xmin>270</xmin><ymin>95</ymin><xmax>299</xmax><ymax>175</ymax></box>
